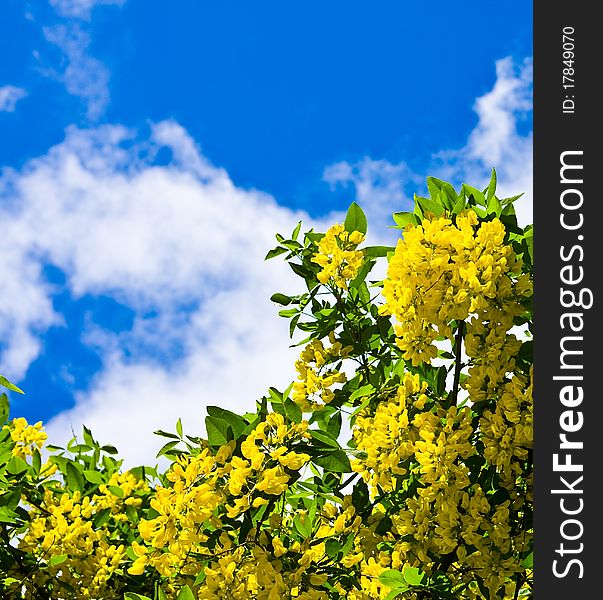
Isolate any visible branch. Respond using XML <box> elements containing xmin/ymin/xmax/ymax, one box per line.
<box><xmin>448</xmin><ymin>320</ymin><xmax>465</xmax><ymax>408</ymax></box>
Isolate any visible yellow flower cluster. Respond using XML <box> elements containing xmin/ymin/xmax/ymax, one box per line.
<box><xmin>4</xmin><ymin>416</ymin><xmax>47</xmax><ymax>458</ymax></box>
<box><xmin>353</xmin><ymin>383</ymin><xmax>531</xmax><ymax>598</ymax></box>
<box><xmin>352</xmin><ymin>373</ymin><xmax>427</xmax><ymax>493</ymax></box>
<box><xmin>195</xmin><ymin>495</ymin><xmax>365</xmax><ymax>599</ymax></box>
<box><xmin>130</xmin><ymin>413</ymin><xmax>312</xmax><ymax>588</ymax></box>
<box><xmin>347</xmin><ymin>210</ymin><xmax>533</xmax><ymax>599</ymax></box>
<box><xmin>20</xmin><ymin>471</ymin><xmax>148</xmax><ymax>599</ymax></box>
<box><xmin>481</xmin><ymin>368</ymin><xmax>533</xmax><ymax>482</ymax></box>
<box><xmin>292</xmin><ymin>332</ymin><xmax>351</xmax><ymax>411</ymax></box>
<box><xmin>312</xmin><ymin>224</ymin><xmax>365</xmax><ymax>289</ymax></box>
<box><xmin>380</xmin><ymin>211</ymin><xmax>531</xmax><ymax>366</ymax></box>
<box><xmin>198</xmin><ymin>531</ymin><xmax>331</xmax><ymax>599</ymax></box>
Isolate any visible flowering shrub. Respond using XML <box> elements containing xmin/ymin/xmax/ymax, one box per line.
<box><xmin>0</xmin><ymin>171</ymin><xmax>533</xmax><ymax>599</ymax></box>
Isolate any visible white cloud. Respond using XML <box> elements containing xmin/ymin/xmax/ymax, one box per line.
<box><xmin>43</xmin><ymin>23</ymin><xmax>110</xmax><ymax>120</ymax></box>
<box><xmin>0</xmin><ymin>55</ymin><xmax>534</xmax><ymax>467</ymax></box>
<box><xmin>0</xmin><ymin>85</ymin><xmax>27</xmax><ymax>112</ymax></box>
<box><xmin>324</xmin><ymin>56</ymin><xmax>533</xmax><ymax>226</ymax></box>
<box><xmin>49</xmin><ymin>0</ymin><xmax>125</xmax><ymax>20</ymax></box>
<box><xmin>0</xmin><ymin>121</ymin><xmax>310</xmax><ymax>466</ymax></box>
<box><xmin>436</xmin><ymin>56</ymin><xmax>533</xmax><ymax>225</ymax></box>
<box><xmin>323</xmin><ymin>158</ymin><xmax>420</xmax><ymax>241</ymax></box>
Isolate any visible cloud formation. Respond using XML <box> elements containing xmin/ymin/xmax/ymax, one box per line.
<box><xmin>0</xmin><ymin>85</ymin><xmax>27</xmax><ymax>112</ymax></box>
<box><xmin>43</xmin><ymin>23</ymin><xmax>110</xmax><ymax>120</ymax></box>
<box><xmin>324</xmin><ymin>56</ymin><xmax>533</xmax><ymax>226</ymax></box>
<box><xmin>1</xmin><ymin>121</ymin><xmax>312</xmax><ymax>466</ymax></box>
<box><xmin>49</xmin><ymin>0</ymin><xmax>125</xmax><ymax>20</ymax></box>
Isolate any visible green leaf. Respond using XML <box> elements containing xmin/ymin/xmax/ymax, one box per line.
<box><xmin>426</xmin><ymin>177</ymin><xmax>442</xmax><ymax>203</ymax></box>
<box><xmin>83</xmin><ymin>469</ymin><xmax>104</xmax><ymax>485</ymax></box>
<box><xmin>206</xmin><ymin>406</ymin><xmax>248</xmax><ymax>438</ymax></box>
<box><xmin>66</xmin><ymin>462</ymin><xmax>85</xmax><ymax>493</ymax></box>
<box><xmin>524</xmin><ymin>227</ymin><xmax>534</xmax><ymax>265</ymax></box>
<box><xmin>289</xmin><ymin>314</ymin><xmax>300</xmax><ymax>338</ymax></box>
<box><xmin>392</xmin><ymin>211</ymin><xmax>419</xmax><ymax>228</ymax></box>
<box><xmin>309</xmin><ymin>430</ymin><xmax>341</xmax><ymax>449</ymax></box>
<box><xmin>284</xmin><ymin>399</ymin><xmax>302</xmax><ymax>423</ymax></box>
<box><xmin>351</xmin><ymin>479</ymin><xmax>369</xmax><ymax>512</ymax></box>
<box><xmin>205</xmin><ymin>416</ymin><xmax>232</xmax><ymax>447</ymax></box>
<box><xmin>436</xmin><ymin>366</ymin><xmax>448</xmax><ymax>396</ymax></box>
<box><xmin>452</xmin><ymin>194</ymin><xmax>465</xmax><ymax>215</ymax></box>
<box><xmin>427</xmin><ymin>177</ymin><xmax>459</xmax><ymax>200</ymax></box>
<box><xmin>0</xmin><ymin>489</ymin><xmax>21</xmax><ymax>510</ymax></box>
<box><xmin>439</xmin><ymin>186</ymin><xmax>454</xmax><ymax>210</ymax></box>
<box><xmin>155</xmin><ymin>590</ymin><xmax>168</xmax><ymax>600</ymax></box>
<box><xmin>48</xmin><ymin>554</ymin><xmax>68</xmax><ymax>566</ymax></box>
<box><xmin>193</xmin><ymin>570</ymin><xmax>207</xmax><ymax>586</ymax></box>
<box><xmin>313</xmin><ymin>450</ymin><xmax>352</xmax><ymax>472</ymax></box>
<box><xmin>486</xmin><ymin>168</ymin><xmax>497</xmax><ymax>200</ymax></box>
<box><xmin>379</xmin><ymin>570</ymin><xmax>408</xmax><ymax>589</ymax></box>
<box><xmin>82</xmin><ymin>425</ymin><xmax>95</xmax><ymax>447</ymax></box>
<box><xmin>325</xmin><ymin>538</ymin><xmax>341</xmax><ymax>558</ymax></box>
<box><xmin>32</xmin><ymin>449</ymin><xmax>41</xmax><ymax>475</ymax></box>
<box><xmin>415</xmin><ymin>194</ymin><xmax>444</xmax><ymax>217</ymax></box>
<box><xmin>175</xmin><ymin>418</ymin><xmax>183</xmax><ymax>438</ymax></box>
<box><xmin>108</xmin><ymin>486</ymin><xmax>125</xmax><ymax>498</ymax></box>
<box><xmin>462</xmin><ymin>184</ymin><xmax>486</xmax><ymax>206</ymax></box>
<box><xmin>0</xmin><ymin>375</ymin><xmax>24</xmax><ymax>394</ymax></box>
<box><xmin>264</xmin><ymin>246</ymin><xmax>288</xmax><ymax>260</ymax></box>
<box><xmin>292</xmin><ymin>221</ymin><xmax>302</xmax><ymax>241</ymax></box>
<box><xmin>402</xmin><ymin>566</ymin><xmax>425</xmax><ymax>586</ymax></box>
<box><xmin>289</xmin><ymin>262</ymin><xmax>313</xmax><ymax>279</ymax></box>
<box><xmin>500</xmin><ymin>192</ymin><xmax>524</xmax><ymax>205</ymax></box>
<box><xmin>270</xmin><ymin>293</ymin><xmax>292</xmax><ymax>306</ymax></box>
<box><xmin>363</xmin><ymin>245</ymin><xmax>395</xmax><ymax>258</ymax></box>
<box><xmin>93</xmin><ymin>507</ymin><xmax>112</xmax><ymax>528</ymax></box>
<box><xmin>0</xmin><ymin>393</ymin><xmax>9</xmax><ymax>425</ymax></box>
<box><xmin>293</xmin><ymin>512</ymin><xmax>313</xmax><ymax>537</ymax></box>
<box><xmin>521</xmin><ymin>551</ymin><xmax>534</xmax><ymax>569</ymax></box>
<box><xmin>344</xmin><ymin>202</ymin><xmax>368</xmax><ymax>235</ymax></box>
<box><xmin>268</xmin><ymin>387</ymin><xmax>282</xmax><ymax>404</ymax></box>
<box><xmin>175</xmin><ymin>586</ymin><xmax>196</xmax><ymax>600</ymax></box>
<box><xmin>326</xmin><ymin>412</ymin><xmax>342</xmax><ymax>438</ymax></box>
<box><xmin>153</xmin><ymin>429</ymin><xmax>180</xmax><ymax>440</ymax></box>
<box><xmin>383</xmin><ymin>589</ymin><xmax>407</xmax><ymax>600</ymax></box>
<box><xmin>156</xmin><ymin>440</ymin><xmax>180</xmax><ymax>458</ymax></box>
<box><xmin>125</xmin><ymin>504</ymin><xmax>139</xmax><ymax>524</ymax></box>
<box><xmin>487</xmin><ymin>194</ymin><xmax>502</xmax><ymax>217</ymax></box>
<box><xmin>350</xmin><ymin>258</ymin><xmax>375</xmax><ymax>288</ymax></box>
<box><xmin>124</xmin><ymin>594</ymin><xmax>152</xmax><ymax>600</ymax></box>
<box><xmin>349</xmin><ymin>384</ymin><xmax>374</xmax><ymax>401</ymax></box>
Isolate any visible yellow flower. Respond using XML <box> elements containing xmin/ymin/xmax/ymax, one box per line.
<box><xmin>255</xmin><ymin>466</ymin><xmax>289</xmax><ymax>495</ymax></box>
<box><xmin>312</xmin><ymin>224</ymin><xmax>365</xmax><ymax>289</ymax></box>
<box><xmin>4</xmin><ymin>417</ymin><xmax>47</xmax><ymax>458</ymax></box>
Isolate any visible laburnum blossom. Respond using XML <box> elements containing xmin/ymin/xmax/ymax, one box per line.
<box><xmin>312</xmin><ymin>223</ymin><xmax>365</xmax><ymax>289</ymax></box>
<box><xmin>4</xmin><ymin>416</ymin><xmax>47</xmax><ymax>458</ymax></box>
<box><xmin>292</xmin><ymin>332</ymin><xmax>352</xmax><ymax>411</ymax></box>
<box><xmin>380</xmin><ymin>211</ymin><xmax>531</xmax><ymax>366</ymax></box>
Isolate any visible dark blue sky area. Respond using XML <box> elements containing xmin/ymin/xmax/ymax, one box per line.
<box><xmin>2</xmin><ymin>0</ymin><xmax>532</xmax><ymax>213</ymax></box>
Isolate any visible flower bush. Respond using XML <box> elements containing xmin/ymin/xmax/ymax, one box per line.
<box><xmin>0</xmin><ymin>171</ymin><xmax>533</xmax><ymax>599</ymax></box>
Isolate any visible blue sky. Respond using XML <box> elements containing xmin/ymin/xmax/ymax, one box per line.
<box><xmin>0</xmin><ymin>0</ymin><xmax>532</xmax><ymax>465</ymax></box>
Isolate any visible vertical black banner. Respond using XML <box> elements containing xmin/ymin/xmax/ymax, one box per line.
<box><xmin>534</xmin><ymin>3</ymin><xmax>601</xmax><ymax>598</ymax></box>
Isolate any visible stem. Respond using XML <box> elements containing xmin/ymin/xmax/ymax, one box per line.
<box><xmin>513</xmin><ymin>573</ymin><xmax>523</xmax><ymax>600</ymax></box>
<box><xmin>448</xmin><ymin>321</ymin><xmax>465</xmax><ymax>407</ymax></box>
